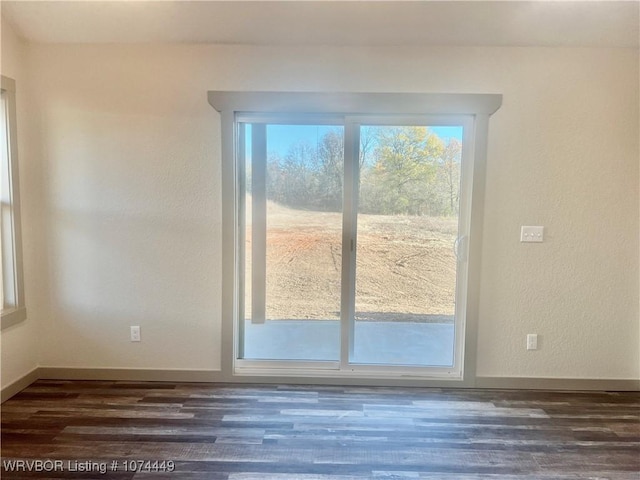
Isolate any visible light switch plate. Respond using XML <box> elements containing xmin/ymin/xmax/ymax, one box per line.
<box><xmin>521</xmin><ymin>226</ymin><xmax>544</xmax><ymax>243</ymax></box>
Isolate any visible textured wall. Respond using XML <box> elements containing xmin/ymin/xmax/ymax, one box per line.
<box><xmin>477</xmin><ymin>49</ymin><xmax>639</xmax><ymax>379</ymax></box>
<box><xmin>0</xmin><ymin>19</ymin><xmax>40</xmax><ymax>389</ymax></box>
<box><xmin>16</xmin><ymin>43</ymin><xmax>640</xmax><ymax>379</ymax></box>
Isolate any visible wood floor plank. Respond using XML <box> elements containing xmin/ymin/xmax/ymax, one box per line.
<box><xmin>1</xmin><ymin>381</ymin><xmax>638</xmax><ymax>479</ymax></box>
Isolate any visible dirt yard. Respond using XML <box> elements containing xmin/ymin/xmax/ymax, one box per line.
<box><xmin>245</xmin><ymin>200</ymin><xmax>458</xmax><ymax>323</ymax></box>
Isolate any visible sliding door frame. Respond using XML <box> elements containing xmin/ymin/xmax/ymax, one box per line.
<box><xmin>209</xmin><ymin>91</ymin><xmax>502</xmax><ymax>386</ymax></box>
<box><xmin>343</xmin><ymin>115</ymin><xmax>474</xmax><ymax>377</ymax></box>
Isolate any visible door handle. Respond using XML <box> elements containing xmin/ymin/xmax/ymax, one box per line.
<box><xmin>454</xmin><ymin>235</ymin><xmax>467</xmax><ymax>262</ymax></box>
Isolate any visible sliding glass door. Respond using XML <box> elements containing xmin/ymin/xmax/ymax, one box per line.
<box><xmin>237</xmin><ymin>115</ymin><xmax>471</xmax><ymax>375</ymax></box>
<box><xmin>351</xmin><ymin>124</ymin><xmax>463</xmax><ymax>367</ymax></box>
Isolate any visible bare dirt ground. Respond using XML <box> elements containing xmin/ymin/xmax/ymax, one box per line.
<box><xmin>246</xmin><ymin>200</ymin><xmax>457</xmax><ymax>323</ymax></box>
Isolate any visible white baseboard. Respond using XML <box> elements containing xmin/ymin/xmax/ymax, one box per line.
<box><xmin>38</xmin><ymin>367</ymin><xmax>223</xmax><ymax>383</ymax></box>
<box><xmin>475</xmin><ymin>376</ymin><xmax>640</xmax><ymax>391</ymax></box>
<box><xmin>1</xmin><ymin>367</ymin><xmax>40</xmax><ymax>403</ymax></box>
<box><xmin>2</xmin><ymin>368</ymin><xmax>638</xmax><ymax>403</ymax></box>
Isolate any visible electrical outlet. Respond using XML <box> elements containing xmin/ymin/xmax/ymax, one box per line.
<box><xmin>130</xmin><ymin>326</ymin><xmax>141</xmax><ymax>342</ymax></box>
<box><xmin>526</xmin><ymin>333</ymin><xmax>538</xmax><ymax>350</ymax></box>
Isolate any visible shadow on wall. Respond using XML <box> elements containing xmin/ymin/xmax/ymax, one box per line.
<box><xmin>45</xmin><ymin>208</ymin><xmax>219</xmax><ymax>369</ymax></box>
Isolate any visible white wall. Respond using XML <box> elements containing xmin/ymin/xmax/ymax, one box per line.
<box><xmin>18</xmin><ymin>43</ymin><xmax>640</xmax><ymax>380</ymax></box>
<box><xmin>477</xmin><ymin>49</ymin><xmax>639</xmax><ymax>379</ymax></box>
<box><xmin>28</xmin><ymin>45</ymin><xmax>222</xmax><ymax>371</ymax></box>
<box><xmin>0</xmin><ymin>19</ymin><xmax>40</xmax><ymax>389</ymax></box>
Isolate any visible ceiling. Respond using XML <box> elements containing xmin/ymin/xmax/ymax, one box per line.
<box><xmin>2</xmin><ymin>1</ymin><xmax>638</xmax><ymax>48</ymax></box>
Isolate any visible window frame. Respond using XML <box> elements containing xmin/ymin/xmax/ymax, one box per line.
<box><xmin>1</xmin><ymin>75</ymin><xmax>27</xmax><ymax>329</ymax></box>
<box><xmin>209</xmin><ymin>91</ymin><xmax>502</xmax><ymax>385</ymax></box>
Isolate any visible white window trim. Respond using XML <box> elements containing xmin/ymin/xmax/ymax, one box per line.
<box><xmin>208</xmin><ymin>91</ymin><xmax>501</xmax><ymax>386</ymax></box>
<box><xmin>1</xmin><ymin>75</ymin><xmax>26</xmax><ymax>329</ymax></box>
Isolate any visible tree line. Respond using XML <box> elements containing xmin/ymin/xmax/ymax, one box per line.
<box><xmin>262</xmin><ymin>126</ymin><xmax>461</xmax><ymax>217</ymax></box>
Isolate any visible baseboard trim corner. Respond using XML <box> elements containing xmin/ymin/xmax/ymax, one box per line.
<box><xmin>476</xmin><ymin>376</ymin><xmax>640</xmax><ymax>391</ymax></box>
<box><xmin>1</xmin><ymin>367</ymin><xmax>40</xmax><ymax>403</ymax></box>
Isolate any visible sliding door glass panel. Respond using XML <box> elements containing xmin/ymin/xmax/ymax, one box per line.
<box><xmin>353</xmin><ymin>125</ymin><xmax>463</xmax><ymax>366</ymax></box>
<box><xmin>241</xmin><ymin>123</ymin><xmax>344</xmax><ymax>361</ymax></box>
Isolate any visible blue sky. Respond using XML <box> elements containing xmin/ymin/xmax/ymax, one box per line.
<box><xmin>430</xmin><ymin>126</ymin><xmax>464</xmax><ymax>142</ymax></box>
<box><xmin>246</xmin><ymin>124</ymin><xmax>463</xmax><ymax>158</ymax></box>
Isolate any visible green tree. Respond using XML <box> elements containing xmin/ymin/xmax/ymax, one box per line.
<box><xmin>435</xmin><ymin>138</ymin><xmax>462</xmax><ymax>216</ymax></box>
<box><xmin>363</xmin><ymin>126</ymin><xmax>444</xmax><ymax>215</ymax></box>
<box><xmin>317</xmin><ymin>128</ymin><xmax>344</xmax><ymax>211</ymax></box>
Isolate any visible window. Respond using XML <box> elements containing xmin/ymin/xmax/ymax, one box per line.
<box><xmin>1</xmin><ymin>75</ymin><xmax>26</xmax><ymax>329</ymax></box>
<box><xmin>209</xmin><ymin>92</ymin><xmax>501</xmax><ymax>384</ymax></box>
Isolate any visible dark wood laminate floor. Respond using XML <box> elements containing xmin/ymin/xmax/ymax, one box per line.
<box><xmin>1</xmin><ymin>381</ymin><xmax>638</xmax><ymax>479</ymax></box>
